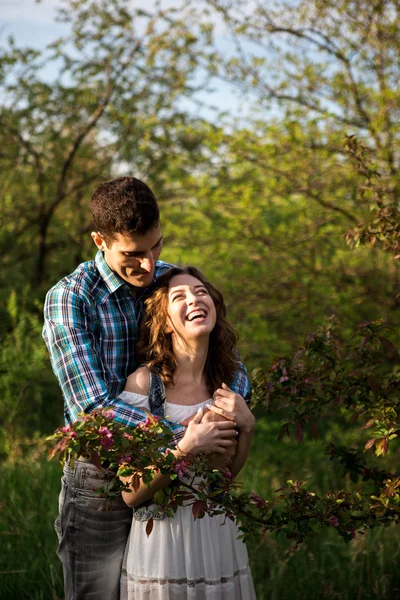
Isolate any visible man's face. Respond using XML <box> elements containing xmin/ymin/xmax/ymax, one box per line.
<box><xmin>91</xmin><ymin>226</ymin><xmax>163</xmax><ymax>290</ymax></box>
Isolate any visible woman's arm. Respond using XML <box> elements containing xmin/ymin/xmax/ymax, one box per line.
<box><xmin>120</xmin><ymin>397</ymin><xmax>238</xmax><ymax>508</ymax></box>
<box><xmin>120</xmin><ymin>446</ymin><xmax>185</xmax><ymax>508</ymax></box>
<box><xmin>206</xmin><ymin>383</ymin><xmax>255</xmax><ymax>478</ymax></box>
<box><xmin>121</xmin><ymin>409</ymin><xmax>238</xmax><ymax>507</ymax></box>
<box><xmin>229</xmin><ymin>428</ymin><xmax>254</xmax><ymax>478</ymax></box>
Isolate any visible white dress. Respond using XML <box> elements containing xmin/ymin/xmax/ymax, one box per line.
<box><xmin>119</xmin><ymin>391</ymin><xmax>256</xmax><ymax>600</ymax></box>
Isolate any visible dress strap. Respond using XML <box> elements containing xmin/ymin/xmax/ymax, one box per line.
<box><xmin>148</xmin><ymin>371</ymin><xmax>167</xmax><ymax>418</ymax></box>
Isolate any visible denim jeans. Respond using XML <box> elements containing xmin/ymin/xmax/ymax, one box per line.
<box><xmin>55</xmin><ymin>460</ymin><xmax>133</xmax><ymax>600</ymax></box>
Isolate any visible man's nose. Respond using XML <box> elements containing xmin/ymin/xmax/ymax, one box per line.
<box><xmin>139</xmin><ymin>254</ymin><xmax>154</xmax><ymax>273</ymax></box>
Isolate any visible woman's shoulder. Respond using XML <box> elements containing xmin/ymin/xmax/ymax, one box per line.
<box><xmin>125</xmin><ymin>365</ymin><xmax>151</xmax><ymax>396</ymax></box>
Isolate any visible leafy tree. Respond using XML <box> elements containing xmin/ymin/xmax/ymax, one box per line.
<box><xmin>0</xmin><ymin>0</ymin><xmax>216</xmax><ymax>448</ymax></box>
<box><xmin>162</xmin><ymin>123</ymin><xmax>398</xmax><ymax>364</ymax></box>
<box><xmin>202</xmin><ymin>0</ymin><xmax>400</xmax><ymax>162</ymax></box>
<box><xmin>0</xmin><ymin>0</ymin><xmax>209</xmax><ymax>294</ymax></box>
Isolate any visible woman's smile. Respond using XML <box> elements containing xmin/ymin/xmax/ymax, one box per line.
<box><xmin>186</xmin><ymin>308</ymin><xmax>208</xmax><ymax>322</ymax></box>
<box><xmin>167</xmin><ymin>274</ymin><xmax>217</xmax><ymax>339</ymax></box>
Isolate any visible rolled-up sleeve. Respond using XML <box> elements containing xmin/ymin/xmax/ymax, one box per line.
<box><xmin>231</xmin><ymin>362</ymin><xmax>252</xmax><ymax>404</ymax></box>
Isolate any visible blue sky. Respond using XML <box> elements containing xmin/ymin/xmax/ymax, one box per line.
<box><xmin>0</xmin><ymin>0</ymin><xmax>66</xmax><ymax>46</ymax></box>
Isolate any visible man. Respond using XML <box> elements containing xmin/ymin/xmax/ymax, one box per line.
<box><xmin>43</xmin><ymin>176</ymin><xmax>251</xmax><ymax>599</ymax></box>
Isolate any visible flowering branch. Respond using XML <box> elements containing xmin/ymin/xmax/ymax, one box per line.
<box><xmin>47</xmin><ymin>337</ymin><xmax>400</xmax><ymax>553</ymax></box>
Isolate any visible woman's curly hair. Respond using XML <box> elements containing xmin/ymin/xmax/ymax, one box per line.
<box><xmin>137</xmin><ymin>266</ymin><xmax>240</xmax><ymax>394</ymax></box>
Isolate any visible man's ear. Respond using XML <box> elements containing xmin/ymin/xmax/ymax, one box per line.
<box><xmin>91</xmin><ymin>232</ymin><xmax>107</xmax><ymax>251</ymax></box>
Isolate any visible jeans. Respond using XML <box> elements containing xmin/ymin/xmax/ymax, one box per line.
<box><xmin>55</xmin><ymin>460</ymin><xmax>133</xmax><ymax>600</ymax></box>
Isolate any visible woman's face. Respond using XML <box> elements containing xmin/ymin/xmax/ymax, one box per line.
<box><xmin>166</xmin><ymin>274</ymin><xmax>217</xmax><ymax>342</ymax></box>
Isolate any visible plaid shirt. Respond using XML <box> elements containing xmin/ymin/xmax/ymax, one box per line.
<box><xmin>43</xmin><ymin>251</ymin><xmax>251</xmax><ymax>444</ymax></box>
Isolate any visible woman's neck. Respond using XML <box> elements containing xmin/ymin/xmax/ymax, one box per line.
<box><xmin>171</xmin><ymin>336</ymin><xmax>209</xmax><ymax>386</ymax></box>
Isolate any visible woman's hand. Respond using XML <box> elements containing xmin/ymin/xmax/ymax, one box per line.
<box><xmin>177</xmin><ymin>408</ymin><xmax>238</xmax><ymax>455</ymax></box>
<box><xmin>200</xmin><ymin>409</ymin><xmax>237</xmax><ymax>469</ymax></box>
<box><xmin>207</xmin><ymin>383</ymin><xmax>255</xmax><ymax>434</ymax></box>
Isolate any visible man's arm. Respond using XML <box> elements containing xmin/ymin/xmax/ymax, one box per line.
<box><xmin>43</xmin><ymin>285</ymin><xmax>185</xmax><ymax>444</ymax></box>
<box><xmin>231</xmin><ymin>361</ymin><xmax>252</xmax><ymax>404</ymax></box>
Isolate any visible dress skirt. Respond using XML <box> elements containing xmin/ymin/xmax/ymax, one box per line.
<box><xmin>120</xmin><ymin>505</ymin><xmax>256</xmax><ymax>599</ymax></box>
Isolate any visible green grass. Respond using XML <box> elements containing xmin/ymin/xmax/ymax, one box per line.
<box><xmin>239</xmin><ymin>413</ymin><xmax>400</xmax><ymax>599</ymax></box>
<box><xmin>1</xmin><ymin>416</ymin><xmax>400</xmax><ymax>599</ymax></box>
<box><xmin>0</xmin><ymin>457</ymin><xmax>63</xmax><ymax>599</ymax></box>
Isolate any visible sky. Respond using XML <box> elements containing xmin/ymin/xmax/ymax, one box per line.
<box><xmin>0</xmin><ymin>0</ymin><xmax>66</xmax><ymax>45</ymax></box>
<box><xmin>0</xmin><ymin>0</ymin><xmax>253</xmax><ymax>121</ymax></box>
<box><xmin>0</xmin><ymin>0</ymin><xmax>190</xmax><ymax>42</ymax></box>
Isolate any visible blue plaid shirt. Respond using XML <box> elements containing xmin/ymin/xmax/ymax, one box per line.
<box><xmin>43</xmin><ymin>251</ymin><xmax>251</xmax><ymax>444</ymax></box>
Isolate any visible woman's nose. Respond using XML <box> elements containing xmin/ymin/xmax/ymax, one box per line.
<box><xmin>187</xmin><ymin>293</ymin><xmax>199</xmax><ymax>305</ymax></box>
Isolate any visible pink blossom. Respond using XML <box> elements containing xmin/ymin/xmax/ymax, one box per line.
<box><xmin>99</xmin><ymin>426</ymin><xmax>112</xmax><ymax>438</ymax></box>
<box><xmin>138</xmin><ymin>417</ymin><xmax>151</xmax><ymax>431</ymax></box>
<box><xmin>173</xmin><ymin>460</ymin><xmax>190</xmax><ymax>478</ymax></box>
<box><xmin>61</xmin><ymin>425</ymin><xmax>76</xmax><ymax>438</ymax></box>
<box><xmin>279</xmin><ymin>367</ymin><xmax>290</xmax><ymax>383</ymax></box>
<box><xmin>99</xmin><ymin>408</ymin><xmax>115</xmax><ymax>419</ymax></box>
<box><xmin>123</xmin><ymin>432</ymin><xmax>133</xmax><ymax>440</ymax></box>
<box><xmin>98</xmin><ymin>426</ymin><xmax>113</xmax><ymax>450</ymax></box>
<box><xmin>250</xmin><ymin>491</ymin><xmax>265</xmax><ymax>508</ymax></box>
<box><xmin>118</xmin><ymin>454</ymin><xmax>132</xmax><ymax>465</ymax></box>
<box><xmin>330</xmin><ymin>516</ymin><xmax>339</xmax><ymax>527</ymax></box>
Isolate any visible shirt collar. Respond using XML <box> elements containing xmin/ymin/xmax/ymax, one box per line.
<box><xmin>95</xmin><ymin>250</ymin><xmax>126</xmax><ymax>294</ymax></box>
<box><xmin>94</xmin><ymin>250</ymin><xmax>162</xmax><ymax>299</ymax></box>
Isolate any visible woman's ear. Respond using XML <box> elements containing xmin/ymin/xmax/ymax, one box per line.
<box><xmin>164</xmin><ymin>319</ymin><xmax>173</xmax><ymax>334</ymax></box>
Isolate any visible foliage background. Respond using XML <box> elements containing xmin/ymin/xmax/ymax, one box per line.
<box><xmin>1</xmin><ymin>0</ymin><xmax>399</xmax><ymax>598</ymax></box>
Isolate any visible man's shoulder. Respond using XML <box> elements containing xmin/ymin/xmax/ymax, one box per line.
<box><xmin>154</xmin><ymin>260</ymin><xmax>175</xmax><ymax>278</ymax></box>
<box><xmin>45</xmin><ymin>258</ymin><xmax>103</xmax><ymax>303</ymax></box>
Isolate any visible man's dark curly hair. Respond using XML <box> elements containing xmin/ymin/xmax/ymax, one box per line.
<box><xmin>90</xmin><ymin>177</ymin><xmax>160</xmax><ymax>244</ymax></box>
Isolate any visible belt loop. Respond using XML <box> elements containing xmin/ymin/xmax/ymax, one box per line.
<box><xmin>80</xmin><ymin>465</ymin><xmax>86</xmax><ymax>488</ymax></box>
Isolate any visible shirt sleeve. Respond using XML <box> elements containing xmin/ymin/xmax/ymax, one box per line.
<box><xmin>43</xmin><ymin>285</ymin><xmax>185</xmax><ymax>444</ymax></box>
<box><xmin>231</xmin><ymin>362</ymin><xmax>252</xmax><ymax>404</ymax></box>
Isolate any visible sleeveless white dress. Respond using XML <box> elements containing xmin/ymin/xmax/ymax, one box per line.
<box><xmin>119</xmin><ymin>391</ymin><xmax>256</xmax><ymax>600</ymax></box>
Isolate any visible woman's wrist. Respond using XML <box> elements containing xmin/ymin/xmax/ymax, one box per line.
<box><xmin>176</xmin><ymin>442</ymin><xmax>188</xmax><ymax>455</ymax></box>
<box><xmin>176</xmin><ymin>439</ymin><xmax>196</xmax><ymax>455</ymax></box>
<box><xmin>239</xmin><ymin>415</ymin><xmax>256</xmax><ymax>434</ymax></box>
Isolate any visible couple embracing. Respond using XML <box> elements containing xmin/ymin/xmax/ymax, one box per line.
<box><xmin>43</xmin><ymin>177</ymin><xmax>257</xmax><ymax>599</ymax></box>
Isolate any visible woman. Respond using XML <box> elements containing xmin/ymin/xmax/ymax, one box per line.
<box><xmin>119</xmin><ymin>266</ymin><xmax>256</xmax><ymax>599</ymax></box>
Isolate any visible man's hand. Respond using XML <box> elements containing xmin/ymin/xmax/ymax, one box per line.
<box><xmin>207</xmin><ymin>383</ymin><xmax>255</xmax><ymax>433</ymax></box>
